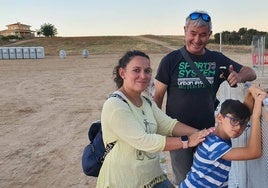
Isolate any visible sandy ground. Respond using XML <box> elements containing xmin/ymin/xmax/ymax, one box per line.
<box><xmin>0</xmin><ymin>54</ymin><xmax>166</xmax><ymax>188</ymax></box>
<box><xmin>0</xmin><ymin>52</ymin><xmax>264</xmax><ymax>188</ymax></box>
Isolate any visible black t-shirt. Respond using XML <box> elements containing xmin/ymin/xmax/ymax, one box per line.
<box><xmin>155</xmin><ymin>47</ymin><xmax>242</xmax><ymax>129</ymax></box>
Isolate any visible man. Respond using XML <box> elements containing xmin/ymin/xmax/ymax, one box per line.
<box><xmin>154</xmin><ymin>10</ymin><xmax>256</xmax><ymax>185</ymax></box>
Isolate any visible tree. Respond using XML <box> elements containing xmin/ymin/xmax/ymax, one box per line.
<box><xmin>213</xmin><ymin>28</ymin><xmax>267</xmax><ymax>46</ymax></box>
<box><xmin>40</xmin><ymin>23</ymin><xmax>57</xmax><ymax>37</ymax></box>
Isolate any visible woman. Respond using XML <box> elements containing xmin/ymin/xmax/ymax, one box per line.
<box><xmin>96</xmin><ymin>50</ymin><xmax>214</xmax><ymax>188</ymax></box>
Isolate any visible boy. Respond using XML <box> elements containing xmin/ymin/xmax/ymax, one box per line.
<box><xmin>180</xmin><ymin>85</ymin><xmax>267</xmax><ymax>187</ymax></box>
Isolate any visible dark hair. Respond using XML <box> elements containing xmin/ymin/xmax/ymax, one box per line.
<box><xmin>113</xmin><ymin>50</ymin><xmax>150</xmax><ymax>88</ymax></box>
<box><xmin>220</xmin><ymin>99</ymin><xmax>251</xmax><ymax>121</ymax></box>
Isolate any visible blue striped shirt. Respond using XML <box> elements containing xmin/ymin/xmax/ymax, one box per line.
<box><xmin>180</xmin><ymin>134</ymin><xmax>232</xmax><ymax>188</ymax></box>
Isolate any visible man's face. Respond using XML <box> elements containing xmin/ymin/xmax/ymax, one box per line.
<box><xmin>184</xmin><ymin>21</ymin><xmax>211</xmax><ymax>55</ymax></box>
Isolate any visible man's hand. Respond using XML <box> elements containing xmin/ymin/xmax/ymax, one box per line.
<box><xmin>227</xmin><ymin>65</ymin><xmax>238</xmax><ymax>87</ymax></box>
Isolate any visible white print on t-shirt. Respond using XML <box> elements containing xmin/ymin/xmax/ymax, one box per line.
<box><xmin>177</xmin><ymin>77</ymin><xmax>214</xmax><ymax>89</ymax></box>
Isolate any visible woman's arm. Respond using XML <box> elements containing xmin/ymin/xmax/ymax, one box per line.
<box><xmin>163</xmin><ymin>122</ymin><xmax>215</xmax><ymax>151</ymax></box>
<box><xmin>222</xmin><ymin>86</ymin><xmax>266</xmax><ymax>160</ymax></box>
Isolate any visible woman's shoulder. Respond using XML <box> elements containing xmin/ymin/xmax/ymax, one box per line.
<box><xmin>102</xmin><ymin>92</ymin><xmax>129</xmax><ymax>113</ymax></box>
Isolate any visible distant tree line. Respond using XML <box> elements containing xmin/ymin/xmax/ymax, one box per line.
<box><xmin>1</xmin><ymin>35</ymin><xmax>23</xmax><ymax>41</ymax></box>
<box><xmin>212</xmin><ymin>27</ymin><xmax>268</xmax><ymax>48</ymax></box>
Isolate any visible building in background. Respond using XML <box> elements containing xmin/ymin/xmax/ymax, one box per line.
<box><xmin>0</xmin><ymin>22</ymin><xmax>35</xmax><ymax>38</ymax></box>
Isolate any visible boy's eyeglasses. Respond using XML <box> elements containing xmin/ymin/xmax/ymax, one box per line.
<box><xmin>223</xmin><ymin>115</ymin><xmax>250</xmax><ymax>130</ymax></box>
<box><xmin>189</xmin><ymin>12</ymin><xmax>211</xmax><ymax>22</ymax></box>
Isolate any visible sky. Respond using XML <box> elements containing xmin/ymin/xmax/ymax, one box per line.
<box><xmin>1</xmin><ymin>0</ymin><xmax>267</xmax><ymax>37</ymax></box>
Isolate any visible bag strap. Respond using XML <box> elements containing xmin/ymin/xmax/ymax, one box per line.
<box><xmin>109</xmin><ymin>93</ymin><xmax>128</xmax><ymax>104</ymax></box>
<box><xmin>101</xmin><ymin>141</ymin><xmax>116</xmax><ymax>163</ymax></box>
<box><xmin>142</xmin><ymin>95</ymin><xmax>152</xmax><ymax>107</ymax></box>
<box><xmin>101</xmin><ymin>93</ymin><xmax>128</xmax><ymax>163</ymax></box>
<box><xmin>101</xmin><ymin>92</ymin><xmax>152</xmax><ymax>162</ymax></box>
<box><xmin>180</xmin><ymin>47</ymin><xmax>211</xmax><ymax>88</ymax></box>
<box><xmin>110</xmin><ymin>91</ymin><xmax>152</xmax><ymax>107</ymax></box>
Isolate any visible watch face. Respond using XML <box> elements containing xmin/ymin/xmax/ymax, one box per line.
<box><xmin>181</xmin><ymin>135</ymin><xmax>188</xmax><ymax>141</ymax></box>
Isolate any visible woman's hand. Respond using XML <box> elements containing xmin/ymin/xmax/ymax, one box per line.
<box><xmin>188</xmin><ymin>127</ymin><xmax>215</xmax><ymax>147</ymax></box>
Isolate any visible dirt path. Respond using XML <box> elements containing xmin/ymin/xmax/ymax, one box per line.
<box><xmin>135</xmin><ymin>36</ymin><xmax>177</xmax><ymax>51</ymax></box>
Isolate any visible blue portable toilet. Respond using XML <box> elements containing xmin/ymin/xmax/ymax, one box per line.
<box><xmin>23</xmin><ymin>47</ymin><xmax>30</xmax><ymax>59</ymax></box>
<box><xmin>36</xmin><ymin>47</ymin><xmax>45</xmax><ymax>58</ymax></box>
<box><xmin>9</xmin><ymin>47</ymin><xmax>16</xmax><ymax>59</ymax></box>
<box><xmin>29</xmin><ymin>47</ymin><xmax>37</xmax><ymax>59</ymax></box>
<box><xmin>16</xmin><ymin>47</ymin><xmax>23</xmax><ymax>59</ymax></box>
<box><xmin>2</xmin><ymin>47</ymin><xmax>9</xmax><ymax>59</ymax></box>
<box><xmin>0</xmin><ymin>48</ymin><xmax>2</xmax><ymax>60</ymax></box>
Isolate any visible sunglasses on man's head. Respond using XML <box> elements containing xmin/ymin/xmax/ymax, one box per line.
<box><xmin>189</xmin><ymin>12</ymin><xmax>211</xmax><ymax>22</ymax></box>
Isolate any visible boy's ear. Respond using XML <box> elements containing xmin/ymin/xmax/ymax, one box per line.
<box><xmin>217</xmin><ymin>113</ymin><xmax>224</xmax><ymax>124</ymax></box>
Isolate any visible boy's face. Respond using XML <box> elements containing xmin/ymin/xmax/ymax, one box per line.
<box><xmin>218</xmin><ymin>113</ymin><xmax>249</xmax><ymax>139</ymax></box>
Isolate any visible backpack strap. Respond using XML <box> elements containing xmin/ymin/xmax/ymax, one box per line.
<box><xmin>109</xmin><ymin>93</ymin><xmax>128</xmax><ymax>104</ymax></box>
<box><xmin>110</xmin><ymin>91</ymin><xmax>152</xmax><ymax>107</ymax></box>
<box><xmin>100</xmin><ymin>92</ymin><xmax>129</xmax><ymax>162</ymax></box>
<box><xmin>142</xmin><ymin>95</ymin><xmax>152</xmax><ymax>107</ymax></box>
<box><xmin>101</xmin><ymin>92</ymin><xmax>152</xmax><ymax>162</ymax></box>
<box><xmin>101</xmin><ymin>141</ymin><xmax>116</xmax><ymax>163</ymax></box>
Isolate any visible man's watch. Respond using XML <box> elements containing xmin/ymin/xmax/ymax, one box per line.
<box><xmin>181</xmin><ymin>135</ymin><xmax>189</xmax><ymax>149</ymax></box>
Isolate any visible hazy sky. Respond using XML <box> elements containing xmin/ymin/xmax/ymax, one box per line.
<box><xmin>1</xmin><ymin>0</ymin><xmax>267</xmax><ymax>37</ymax></box>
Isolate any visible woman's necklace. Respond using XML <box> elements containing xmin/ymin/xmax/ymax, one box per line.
<box><xmin>142</xmin><ymin>110</ymin><xmax>145</xmax><ymax>115</ymax></box>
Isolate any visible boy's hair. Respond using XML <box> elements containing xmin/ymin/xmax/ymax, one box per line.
<box><xmin>220</xmin><ymin>99</ymin><xmax>251</xmax><ymax>120</ymax></box>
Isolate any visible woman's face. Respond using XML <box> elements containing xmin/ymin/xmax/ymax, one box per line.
<box><xmin>120</xmin><ymin>56</ymin><xmax>152</xmax><ymax>93</ymax></box>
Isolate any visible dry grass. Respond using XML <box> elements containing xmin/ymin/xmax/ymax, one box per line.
<box><xmin>2</xmin><ymin>35</ymin><xmax>253</xmax><ymax>56</ymax></box>
<box><xmin>3</xmin><ymin>36</ymin><xmax>170</xmax><ymax>56</ymax></box>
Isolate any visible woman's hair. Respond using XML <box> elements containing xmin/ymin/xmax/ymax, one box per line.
<box><xmin>220</xmin><ymin>99</ymin><xmax>251</xmax><ymax>121</ymax></box>
<box><xmin>185</xmin><ymin>10</ymin><xmax>212</xmax><ymax>32</ymax></box>
<box><xmin>113</xmin><ymin>50</ymin><xmax>150</xmax><ymax>88</ymax></box>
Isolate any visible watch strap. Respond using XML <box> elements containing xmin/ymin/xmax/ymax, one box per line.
<box><xmin>181</xmin><ymin>135</ymin><xmax>189</xmax><ymax>149</ymax></box>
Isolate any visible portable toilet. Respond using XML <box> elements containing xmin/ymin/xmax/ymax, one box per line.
<box><xmin>29</xmin><ymin>47</ymin><xmax>37</xmax><ymax>59</ymax></box>
<box><xmin>23</xmin><ymin>47</ymin><xmax>30</xmax><ymax>59</ymax></box>
<box><xmin>2</xmin><ymin>47</ymin><xmax>9</xmax><ymax>59</ymax></box>
<box><xmin>82</xmin><ymin>50</ymin><xmax>89</xmax><ymax>58</ymax></box>
<box><xmin>9</xmin><ymin>47</ymin><xmax>16</xmax><ymax>59</ymax></box>
<box><xmin>16</xmin><ymin>47</ymin><xmax>23</xmax><ymax>59</ymax></box>
<box><xmin>59</xmin><ymin>50</ymin><xmax>66</xmax><ymax>59</ymax></box>
<box><xmin>36</xmin><ymin>47</ymin><xmax>45</xmax><ymax>58</ymax></box>
<box><xmin>0</xmin><ymin>48</ymin><xmax>2</xmax><ymax>60</ymax></box>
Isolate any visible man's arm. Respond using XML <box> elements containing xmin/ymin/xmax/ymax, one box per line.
<box><xmin>153</xmin><ymin>79</ymin><xmax>167</xmax><ymax>109</ymax></box>
<box><xmin>228</xmin><ymin>65</ymin><xmax>256</xmax><ymax>87</ymax></box>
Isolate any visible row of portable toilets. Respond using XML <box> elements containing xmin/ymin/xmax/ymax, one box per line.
<box><xmin>0</xmin><ymin>47</ymin><xmax>45</xmax><ymax>59</ymax></box>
